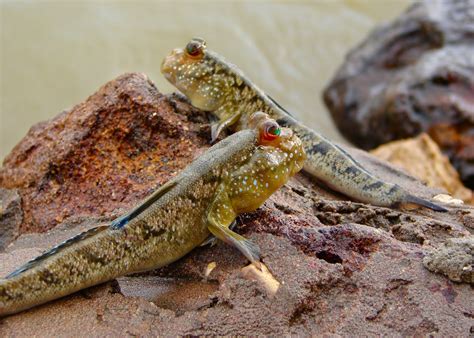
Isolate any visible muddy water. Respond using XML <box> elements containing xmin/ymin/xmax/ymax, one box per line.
<box><xmin>0</xmin><ymin>1</ymin><xmax>410</xmax><ymax>160</ymax></box>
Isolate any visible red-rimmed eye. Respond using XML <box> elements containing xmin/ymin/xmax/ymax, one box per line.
<box><xmin>186</xmin><ymin>41</ymin><xmax>203</xmax><ymax>57</ymax></box>
<box><xmin>262</xmin><ymin>121</ymin><xmax>281</xmax><ymax>141</ymax></box>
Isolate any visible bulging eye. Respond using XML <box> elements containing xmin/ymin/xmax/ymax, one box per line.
<box><xmin>262</xmin><ymin>121</ymin><xmax>281</xmax><ymax>141</ymax></box>
<box><xmin>186</xmin><ymin>41</ymin><xmax>203</xmax><ymax>57</ymax></box>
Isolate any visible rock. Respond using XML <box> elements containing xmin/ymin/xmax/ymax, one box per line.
<box><xmin>0</xmin><ymin>73</ymin><xmax>209</xmax><ymax>233</ymax></box>
<box><xmin>323</xmin><ymin>0</ymin><xmax>474</xmax><ymax>188</ymax></box>
<box><xmin>0</xmin><ymin>188</ymin><xmax>23</xmax><ymax>250</ymax></box>
<box><xmin>428</xmin><ymin>123</ymin><xmax>474</xmax><ymax>189</ymax></box>
<box><xmin>433</xmin><ymin>194</ymin><xmax>464</xmax><ymax>206</ymax></box>
<box><xmin>1</xmin><ymin>73</ymin><xmax>473</xmax><ymax>335</ymax></box>
<box><xmin>371</xmin><ymin>133</ymin><xmax>473</xmax><ymax>204</ymax></box>
<box><xmin>1</xmin><ymin>206</ymin><xmax>473</xmax><ymax>336</ymax></box>
<box><xmin>423</xmin><ymin>237</ymin><xmax>474</xmax><ymax>284</ymax></box>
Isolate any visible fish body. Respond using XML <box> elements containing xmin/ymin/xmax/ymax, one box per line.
<box><xmin>0</xmin><ymin>115</ymin><xmax>305</xmax><ymax>316</ymax></box>
<box><xmin>161</xmin><ymin>38</ymin><xmax>447</xmax><ymax>212</ymax></box>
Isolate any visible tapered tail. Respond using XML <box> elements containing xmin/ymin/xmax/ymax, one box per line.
<box><xmin>405</xmin><ymin>195</ymin><xmax>448</xmax><ymax>212</ymax></box>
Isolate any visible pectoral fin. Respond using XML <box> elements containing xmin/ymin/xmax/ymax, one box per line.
<box><xmin>207</xmin><ymin>219</ymin><xmax>261</xmax><ymax>267</ymax></box>
<box><xmin>210</xmin><ymin>111</ymin><xmax>241</xmax><ymax>143</ymax></box>
<box><xmin>206</xmin><ymin>185</ymin><xmax>261</xmax><ymax>267</ymax></box>
<box><xmin>200</xmin><ymin>220</ymin><xmax>237</xmax><ymax>247</ymax></box>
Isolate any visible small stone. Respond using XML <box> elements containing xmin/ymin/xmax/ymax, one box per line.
<box><xmin>241</xmin><ymin>263</ymin><xmax>280</xmax><ymax>297</ymax></box>
<box><xmin>433</xmin><ymin>194</ymin><xmax>464</xmax><ymax>206</ymax></box>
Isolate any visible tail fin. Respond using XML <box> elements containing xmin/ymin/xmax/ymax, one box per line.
<box><xmin>405</xmin><ymin>195</ymin><xmax>448</xmax><ymax>212</ymax></box>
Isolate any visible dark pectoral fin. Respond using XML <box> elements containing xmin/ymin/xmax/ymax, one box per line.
<box><xmin>111</xmin><ymin>180</ymin><xmax>177</xmax><ymax>229</ymax></box>
<box><xmin>200</xmin><ymin>235</ymin><xmax>218</xmax><ymax>247</ymax></box>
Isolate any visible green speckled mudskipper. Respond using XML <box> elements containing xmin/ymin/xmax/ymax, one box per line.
<box><xmin>0</xmin><ymin>113</ymin><xmax>305</xmax><ymax>316</ymax></box>
<box><xmin>161</xmin><ymin>38</ymin><xmax>448</xmax><ymax>212</ymax></box>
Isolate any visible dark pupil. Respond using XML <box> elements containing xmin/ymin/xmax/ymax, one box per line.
<box><xmin>187</xmin><ymin>43</ymin><xmax>200</xmax><ymax>56</ymax></box>
<box><xmin>267</xmin><ymin>124</ymin><xmax>280</xmax><ymax>135</ymax></box>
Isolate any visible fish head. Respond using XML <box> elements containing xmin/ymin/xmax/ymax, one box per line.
<box><xmin>251</xmin><ymin>111</ymin><xmax>306</xmax><ymax>180</ymax></box>
<box><xmin>227</xmin><ymin>112</ymin><xmax>306</xmax><ymax>213</ymax></box>
<box><xmin>161</xmin><ymin>37</ymin><xmax>229</xmax><ymax>111</ymax></box>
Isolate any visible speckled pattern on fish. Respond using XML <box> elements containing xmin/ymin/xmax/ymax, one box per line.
<box><xmin>0</xmin><ymin>113</ymin><xmax>305</xmax><ymax>317</ymax></box>
<box><xmin>161</xmin><ymin>38</ymin><xmax>448</xmax><ymax>212</ymax></box>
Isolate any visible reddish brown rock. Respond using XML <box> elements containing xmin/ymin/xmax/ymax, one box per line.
<box><xmin>323</xmin><ymin>0</ymin><xmax>474</xmax><ymax>188</ymax></box>
<box><xmin>1</xmin><ymin>73</ymin><xmax>473</xmax><ymax>335</ymax></box>
<box><xmin>1</xmin><ymin>186</ymin><xmax>473</xmax><ymax>336</ymax></box>
<box><xmin>0</xmin><ymin>73</ymin><xmax>209</xmax><ymax>234</ymax></box>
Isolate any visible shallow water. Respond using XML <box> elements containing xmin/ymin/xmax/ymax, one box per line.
<box><xmin>0</xmin><ymin>1</ymin><xmax>410</xmax><ymax>160</ymax></box>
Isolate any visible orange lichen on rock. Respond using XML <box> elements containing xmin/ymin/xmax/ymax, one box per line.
<box><xmin>371</xmin><ymin>133</ymin><xmax>473</xmax><ymax>204</ymax></box>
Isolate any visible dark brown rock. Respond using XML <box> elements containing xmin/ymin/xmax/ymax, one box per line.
<box><xmin>323</xmin><ymin>0</ymin><xmax>474</xmax><ymax>188</ymax></box>
<box><xmin>1</xmin><ymin>73</ymin><xmax>473</xmax><ymax>335</ymax></box>
<box><xmin>428</xmin><ymin>123</ymin><xmax>474</xmax><ymax>189</ymax></box>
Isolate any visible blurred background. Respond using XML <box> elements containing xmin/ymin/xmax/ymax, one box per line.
<box><xmin>0</xmin><ymin>0</ymin><xmax>411</xmax><ymax>160</ymax></box>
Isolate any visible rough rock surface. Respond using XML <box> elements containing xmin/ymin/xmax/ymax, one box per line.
<box><xmin>1</xmin><ymin>73</ymin><xmax>473</xmax><ymax>336</ymax></box>
<box><xmin>0</xmin><ymin>73</ymin><xmax>209</xmax><ymax>233</ymax></box>
<box><xmin>428</xmin><ymin>123</ymin><xmax>474</xmax><ymax>190</ymax></box>
<box><xmin>423</xmin><ymin>237</ymin><xmax>474</xmax><ymax>284</ymax></box>
<box><xmin>0</xmin><ymin>189</ymin><xmax>22</xmax><ymax>251</ymax></box>
<box><xmin>371</xmin><ymin>133</ymin><xmax>473</xmax><ymax>203</ymax></box>
<box><xmin>323</xmin><ymin>0</ymin><xmax>474</xmax><ymax>188</ymax></box>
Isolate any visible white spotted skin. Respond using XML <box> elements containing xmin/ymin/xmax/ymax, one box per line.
<box><xmin>224</xmin><ymin>140</ymin><xmax>305</xmax><ymax>217</ymax></box>
<box><xmin>0</xmin><ymin>120</ymin><xmax>306</xmax><ymax>317</ymax></box>
<box><xmin>161</xmin><ymin>39</ymin><xmax>448</xmax><ymax>211</ymax></box>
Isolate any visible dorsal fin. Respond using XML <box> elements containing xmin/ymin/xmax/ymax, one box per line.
<box><xmin>210</xmin><ymin>111</ymin><xmax>242</xmax><ymax>143</ymax></box>
<box><xmin>266</xmin><ymin>95</ymin><xmax>295</xmax><ymax>118</ymax></box>
<box><xmin>5</xmin><ymin>225</ymin><xmax>109</xmax><ymax>279</ymax></box>
<box><xmin>111</xmin><ymin>180</ymin><xmax>177</xmax><ymax>229</ymax></box>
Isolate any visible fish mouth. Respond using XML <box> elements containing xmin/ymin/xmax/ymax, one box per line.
<box><xmin>160</xmin><ymin>59</ymin><xmax>173</xmax><ymax>80</ymax></box>
<box><xmin>160</xmin><ymin>49</ymin><xmax>181</xmax><ymax>80</ymax></box>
